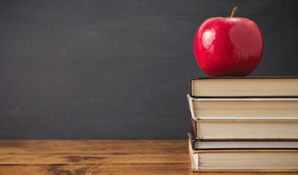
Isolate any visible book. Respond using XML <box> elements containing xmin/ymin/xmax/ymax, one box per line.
<box><xmin>188</xmin><ymin>76</ymin><xmax>298</xmax><ymax>98</ymax></box>
<box><xmin>187</xmin><ymin>94</ymin><xmax>298</xmax><ymax>139</ymax></box>
<box><xmin>188</xmin><ymin>133</ymin><xmax>298</xmax><ymax>172</ymax></box>
<box><xmin>187</xmin><ymin>94</ymin><xmax>298</xmax><ymax>120</ymax></box>
<box><xmin>190</xmin><ymin>117</ymin><xmax>298</xmax><ymax>140</ymax></box>
<box><xmin>190</xmin><ymin>131</ymin><xmax>298</xmax><ymax>150</ymax></box>
<box><xmin>193</xmin><ymin>139</ymin><xmax>298</xmax><ymax>150</ymax></box>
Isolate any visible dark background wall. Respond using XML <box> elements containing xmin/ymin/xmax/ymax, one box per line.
<box><xmin>1</xmin><ymin>0</ymin><xmax>298</xmax><ymax>139</ymax></box>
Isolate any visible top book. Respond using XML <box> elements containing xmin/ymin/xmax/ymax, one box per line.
<box><xmin>189</xmin><ymin>76</ymin><xmax>298</xmax><ymax>97</ymax></box>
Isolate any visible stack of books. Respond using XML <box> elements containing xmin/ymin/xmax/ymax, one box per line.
<box><xmin>187</xmin><ymin>76</ymin><xmax>298</xmax><ymax>172</ymax></box>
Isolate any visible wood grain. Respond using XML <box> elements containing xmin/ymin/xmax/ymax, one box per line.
<box><xmin>0</xmin><ymin>140</ymin><xmax>297</xmax><ymax>175</ymax></box>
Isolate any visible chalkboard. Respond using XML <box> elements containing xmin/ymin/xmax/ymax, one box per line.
<box><xmin>1</xmin><ymin>0</ymin><xmax>298</xmax><ymax>139</ymax></box>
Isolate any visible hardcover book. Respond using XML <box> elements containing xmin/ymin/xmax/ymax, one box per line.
<box><xmin>190</xmin><ymin>117</ymin><xmax>298</xmax><ymax>140</ymax></box>
<box><xmin>188</xmin><ymin>133</ymin><xmax>298</xmax><ymax>172</ymax></box>
<box><xmin>189</xmin><ymin>130</ymin><xmax>298</xmax><ymax>150</ymax></box>
<box><xmin>188</xmin><ymin>76</ymin><xmax>298</xmax><ymax>98</ymax></box>
<box><xmin>187</xmin><ymin>95</ymin><xmax>298</xmax><ymax>140</ymax></box>
<box><xmin>187</xmin><ymin>94</ymin><xmax>298</xmax><ymax>120</ymax></box>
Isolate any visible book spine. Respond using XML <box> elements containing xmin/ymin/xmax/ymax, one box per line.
<box><xmin>190</xmin><ymin>117</ymin><xmax>197</xmax><ymax>139</ymax></box>
<box><xmin>187</xmin><ymin>79</ymin><xmax>193</xmax><ymax>97</ymax></box>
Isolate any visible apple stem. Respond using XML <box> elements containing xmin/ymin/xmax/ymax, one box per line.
<box><xmin>230</xmin><ymin>7</ymin><xmax>238</xmax><ymax>17</ymax></box>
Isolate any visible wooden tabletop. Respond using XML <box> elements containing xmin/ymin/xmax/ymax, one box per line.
<box><xmin>0</xmin><ymin>140</ymin><xmax>297</xmax><ymax>175</ymax></box>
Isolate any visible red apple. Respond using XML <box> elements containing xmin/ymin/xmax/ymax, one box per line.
<box><xmin>193</xmin><ymin>7</ymin><xmax>263</xmax><ymax>77</ymax></box>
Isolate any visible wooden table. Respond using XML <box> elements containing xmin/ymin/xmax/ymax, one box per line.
<box><xmin>0</xmin><ymin>140</ymin><xmax>297</xmax><ymax>175</ymax></box>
